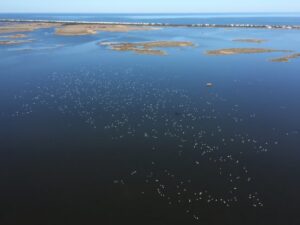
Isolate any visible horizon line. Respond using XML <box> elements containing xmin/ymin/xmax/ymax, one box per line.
<box><xmin>1</xmin><ymin>11</ymin><xmax>300</xmax><ymax>14</ymax></box>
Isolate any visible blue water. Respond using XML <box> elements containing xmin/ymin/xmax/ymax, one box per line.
<box><xmin>1</xmin><ymin>13</ymin><xmax>300</xmax><ymax>25</ymax></box>
<box><xmin>1</xmin><ymin>15</ymin><xmax>300</xmax><ymax>225</ymax></box>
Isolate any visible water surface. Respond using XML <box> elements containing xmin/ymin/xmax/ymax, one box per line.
<box><xmin>1</xmin><ymin>17</ymin><xmax>300</xmax><ymax>225</ymax></box>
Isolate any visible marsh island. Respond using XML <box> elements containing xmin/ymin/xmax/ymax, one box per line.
<box><xmin>100</xmin><ymin>41</ymin><xmax>195</xmax><ymax>55</ymax></box>
<box><xmin>206</xmin><ymin>48</ymin><xmax>291</xmax><ymax>55</ymax></box>
<box><xmin>270</xmin><ymin>53</ymin><xmax>300</xmax><ymax>62</ymax></box>
<box><xmin>233</xmin><ymin>39</ymin><xmax>267</xmax><ymax>43</ymax></box>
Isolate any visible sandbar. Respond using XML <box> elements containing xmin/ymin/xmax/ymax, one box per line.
<box><xmin>206</xmin><ymin>48</ymin><xmax>291</xmax><ymax>55</ymax></box>
<box><xmin>55</xmin><ymin>24</ymin><xmax>155</xmax><ymax>36</ymax></box>
<box><xmin>270</xmin><ymin>53</ymin><xmax>300</xmax><ymax>62</ymax></box>
<box><xmin>100</xmin><ymin>41</ymin><xmax>195</xmax><ymax>55</ymax></box>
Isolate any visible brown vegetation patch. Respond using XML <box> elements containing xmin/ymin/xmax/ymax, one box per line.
<box><xmin>0</xmin><ymin>39</ymin><xmax>33</xmax><ymax>45</ymax></box>
<box><xmin>233</xmin><ymin>39</ymin><xmax>267</xmax><ymax>43</ymax></box>
<box><xmin>0</xmin><ymin>22</ymin><xmax>59</xmax><ymax>34</ymax></box>
<box><xmin>55</xmin><ymin>24</ymin><xmax>154</xmax><ymax>36</ymax></box>
<box><xmin>206</xmin><ymin>48</ymin><xmax>291</xmax><ymax>55</ymax></box>
<box><xmin>0</xmin><ymin>34</ymin><xmax>28</xmax><ymax>39</ymax></box>
<box><xmin>100</xmin><ymin>41</ymin><xmax>195</xmax><ymax>55</ymax></box>
<box><xmin>270</xmin><ymin>53</ymin><xmax>300</xmax><ymax>62</ymax></box>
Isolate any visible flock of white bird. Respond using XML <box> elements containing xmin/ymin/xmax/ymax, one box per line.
<box><xmin>12</xmin><ymin>64</ymin><xmax>280</xmax><ymax>222</ymax></box>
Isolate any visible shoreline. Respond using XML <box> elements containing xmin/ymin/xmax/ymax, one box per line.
<box><xmin>1</xmin><ymin>19</ymin><xmax>300</xmax><ymax>30</ymax></box>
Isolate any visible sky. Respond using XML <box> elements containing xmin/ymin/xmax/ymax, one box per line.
<box><xmin>0</xmin><ymin>0</ymin><xmax>299</xmax><ymax>13</ymax></box>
